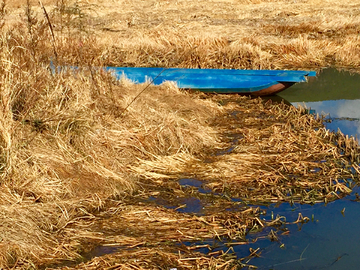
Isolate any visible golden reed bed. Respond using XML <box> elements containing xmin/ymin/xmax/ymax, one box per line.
<box><xmin>0</xmin><ymin>0</ymin><xmax>359</xmax><ymax>269</ymax></box>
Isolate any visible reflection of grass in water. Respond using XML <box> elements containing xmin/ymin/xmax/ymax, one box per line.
<box><xmin>268</xmin><ymin>243</ymin><xmax>309</xmax><ymax>268</ymax></box>
<box><xmin>269</xmin><ymin>248</ymin><xmax>350</xmax><ymax>269</ymax></box>
<box><xmin>331</xmin><ymin>117</ymin><xmax>360</xmax><ymax>121</ymax></box>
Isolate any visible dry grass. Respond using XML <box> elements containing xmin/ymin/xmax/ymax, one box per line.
<box><xmin>186</xmin><ymin>97</ymin><xmax>359</xmax><ymax>204</ymax></box>
<box><xmin>0</xmin><ymin>0</ymin><xmax>359</xmax><ymax>269</ymax></box>
<box><xmin>42</xmin><ymin>0</ymin><xmax>360</xmax><ymax>70</ymax></box>
<box><xmin>0</xmin><ymin>64</ymin><xmax>222</xmax><ymax>266</ymax></box>
<box><xmin>0</xmin><ymin>14</ymin><xmax>223</xmax><ymax>265</ymax></box>
<box><xmin>45</xmin><ymin>204</ymin><xmax>304</xmax><ymax>270</ymax></box>
<box><xmin>4</xmin><ymin>0</ymin><xmax>360</xmax><ymax>70</ymax></box>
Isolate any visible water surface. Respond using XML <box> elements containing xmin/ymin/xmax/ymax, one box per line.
<box><xmin>280</xmin><ymin>68</ymin><xmax>360</xmax><ymax>139</ymax></box>
<box><xmin>247</xmin><ymin>68</ymin><xmax>360</xmax><ymax>269</ymax></box>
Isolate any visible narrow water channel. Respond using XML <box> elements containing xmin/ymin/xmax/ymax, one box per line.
<box><xmin>246</xmin><ymin>68</ymin><xmax>360</xmax><ymax>270</ymax></box>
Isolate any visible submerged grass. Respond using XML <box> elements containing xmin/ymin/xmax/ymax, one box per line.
<box><xmin>0</xmin><ymin>0</ymin><xmax>359</xmax><ymax>268</ymax></box>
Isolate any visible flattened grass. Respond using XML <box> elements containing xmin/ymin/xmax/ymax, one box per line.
<box><xmin>0</xmin><ymin>27</ymin><xmax>223</xmax><ymax>265</ymax></box>
<box><xmin>188</xmin><ymin>96</ymin><xmax>359</xmax><ymax>204</ymax></box>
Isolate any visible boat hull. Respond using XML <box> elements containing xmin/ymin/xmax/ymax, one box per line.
<box><xmin>243</xmin><ymin>82</ymin><xmax>295</xmax><ymax>96</ymax></box>
<box><xmin>106</xmin><ymin>67</ymin><xmax>316</xmax><ymax>96</ymax></box>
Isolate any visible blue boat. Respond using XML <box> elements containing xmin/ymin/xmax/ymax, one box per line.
<box><xmin>106</xmin><ymin>67</ymin><xmax>316</xmax><ymax>96</ymax></box>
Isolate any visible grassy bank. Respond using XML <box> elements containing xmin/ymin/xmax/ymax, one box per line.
<box><xmin>0</xmin><ymin>0</ymin><xmax>359</xmax><ymax>269</ymax></box>
<box><xmin>6</xmin><ymin>0</ymin><xmax>360</xmax><ymax>70</ymax></box>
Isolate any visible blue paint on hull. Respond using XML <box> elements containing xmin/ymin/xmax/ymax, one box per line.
<box><xmin>106</xmin><ymin>67</ymin><xmax>316</xmax><ymax>94</ymax></box>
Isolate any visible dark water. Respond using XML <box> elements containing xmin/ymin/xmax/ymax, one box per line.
<box><xmin>245</xmin><ymin>68</ymin><xmax>360</xmax><ymax>270</ymax></box>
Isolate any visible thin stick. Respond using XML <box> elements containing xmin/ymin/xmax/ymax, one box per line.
<box><xmin>300</xmin><ymin>243</ymin><xmax>309</xmax><ymax>261</ymax></box>
<box><xmin>38</xmin><ymin>0</ymin><xmax>58</xmax><ymax>62</ymax></box>
<box><xmin>271</xmin><ymin>258</ymin><xmax>307</xmax><ymax>267</ymax></box>
<box><xmin>270</xmin><ymin>244</ymin><xmax>309</xmax><ymax>268</ymax></box>
<box><xmin>119</xmin><ymin>68</ymin><xmax>167</xmax><ymax>117</ymax></box>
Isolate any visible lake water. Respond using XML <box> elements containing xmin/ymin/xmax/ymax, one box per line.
<box><xmin>245</xmin><ymin>68</ymin><xmax>360</xmax><ymax>270</ymax></box>
<box><xmin>280</xmin><ymin>68</ymin><xmax>360</xmax><ymax>140</ymax></box>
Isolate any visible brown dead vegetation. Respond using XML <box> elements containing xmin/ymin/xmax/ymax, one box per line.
<box><xmin>188</xmin><ymin>97</ymin><xmax>359</xmax><ymax>204</ymax></box>
<box><xmin>4</xmin><ymin>0</ymin><xmax>360</xmax><ymax>70</ymax></box>
<box><xmin>0</xmin><ymin>0</ymin><xmax>359</xmax><ymax>269</ymax></box>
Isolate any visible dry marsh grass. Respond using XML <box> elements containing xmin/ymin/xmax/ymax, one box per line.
<box><xmin>49</xmin><ymin>204</ymin><xmax>305</xmax><ymax>270</ymax></box>
<box><xmin>0</xmin><ymin>0</ymin><xmax>359</xmax><ymax>268</ymax></box>
<box><xmin>188</xmin><ymin>97</ymin><xmax>359</xmax><ymax>204</ymax></box>
<box><xmin>5</xmin><ymin>0</ymin><xmax>360</xmax><ymax>69</ymax></box>
<box><xmin>0</xmin><ymin>22</ymin><xmax>223</xmax><ymax>266</ymax></box>
<box><xmin>74</xmin><ymin>0</ymin><xmax>360</xmax><ymax>70</ymax></box>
